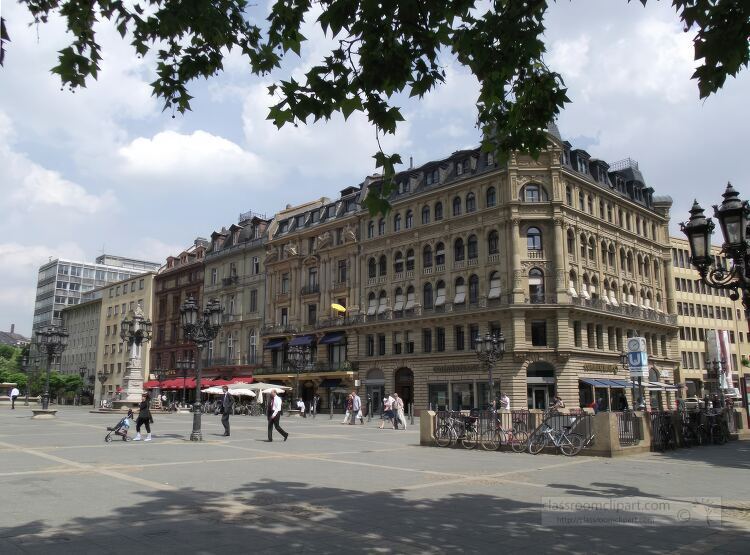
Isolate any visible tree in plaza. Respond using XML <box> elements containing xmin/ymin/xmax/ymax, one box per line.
<box><xmin>2</xmin><ymin>1</ymin><xmax>748</xmax><ymax>212</ymax></box>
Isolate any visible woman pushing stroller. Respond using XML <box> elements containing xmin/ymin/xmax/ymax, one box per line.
<box><xmin>133</xmin><ymin>392</ymin><xmax>154</xmax><ymax>442</ymax></box>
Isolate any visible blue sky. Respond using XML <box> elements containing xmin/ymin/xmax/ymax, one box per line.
<box><xmin>2</xmin><ymin>0</ymin><xmax>749</xmax><ymax>336</ymax></box>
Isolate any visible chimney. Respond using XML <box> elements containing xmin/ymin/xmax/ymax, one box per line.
<box><xmin>10</xmin><ymin>324</ymin><xmax>14</xmax><ymax>334</ymax></box>
<box><xmin>409</xmin><ymin>156</ymin><xmax>413</xmax><ymax>169</ymax></box>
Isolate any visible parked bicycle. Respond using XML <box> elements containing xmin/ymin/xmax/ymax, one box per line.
<box><xmin>480</xmin><ymin>411</ymin><xmax>529</xmax><ymax>453</ymax></box>
<box><xmin>652</xmin><ymin>414</ymin><xmax>677</xmax><ymax>451</ymax></box>
<box><xmin>528</xmin><ymin>423</ymin><xmax>584</xmax><ymax>456</ymax></box>
<box><xmin>435</xmin><ymin>412</ymin><xmax>480</xmax><ymax>449</ymax></box>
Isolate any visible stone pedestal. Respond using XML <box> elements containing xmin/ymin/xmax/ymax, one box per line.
<box><xmin>112</xmin><ymin>357</ymin><xmax>145</xmax><ymax>410</ymax></box>
<box><xmin>32</xmin><ymin>409</ymin><xmax>58</xmax><ymax>419</ymax></box>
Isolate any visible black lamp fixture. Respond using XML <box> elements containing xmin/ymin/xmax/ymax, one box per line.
<box><xmin>34</xmin><ymin>325</ymin><xmax>69</xmax><ymax>411</ymax></box>
<box><xmin>180</xmin><ymin>295</ymin><xmax>223</xmax><ymax>441</ymax></box>
<box><xmin>474</xmin><ymin>331</ymin><xmax>506</xmax><ymax>409</ymax></box>
<box><xmin>287</xmin><ymin>342</ymin><xmax>310</xmax><ymax>400</ymax></box>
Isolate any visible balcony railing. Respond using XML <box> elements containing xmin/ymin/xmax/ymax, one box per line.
<box><xmin>222</xmin><ymin>275</ymin><xmax>239</xmax><ymax>286</ymax></box>
<box><xmin>315</xmin><ymin>315</ymin><xmax>364</xmax><ymax>329</ymax></box>
<box><xmin>332</xmin><ymin>279</ymin><xmax>349</xmax><ymax>290</ymax></box>
<box><xmin>527</xmin><ymin>250</ymin><xmax>544</xmax><ymax>259</ymax></box>
<box><xmin>261</xmin><ymin>324</ymin><xmax>299</xmax><ymax>336</ymax></box>
<box><xmin>571</xmin><ymin>296</ymin><xmax>678</xmax><ymax>325</ymax></box>
<box><xmin>221</xmin><ymin>313</ymin><xmax>239</xmax><ymax>323</ymax></box>
<box><xmin>300</xmin><ymin>284</ymin><xmax>320</xmax><ymax>296</ymax></box>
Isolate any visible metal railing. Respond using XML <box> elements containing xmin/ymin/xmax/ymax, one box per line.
<box><xmin>616</xmin><ymin>411</ymin><xmax>642</xmax><ymax>446</ymax></box>
<box><xmin>533</xmin><ymin>410</ymin><xmax>595</xmax><ymax>448</ymax></box>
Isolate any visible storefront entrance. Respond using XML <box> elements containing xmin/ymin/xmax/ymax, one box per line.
<box><xmin>526</xmin><ymin>361</ymin><xmax>556</xmax><ymax>410</ymax></box>
<box><xmin>395</xmin><ymin>367</ymin><xmax>414</xmax><ymax>409</ymax></box>
<box><xmin>528</xmin><ymin>386</ymin><xmax>549</xmax><ymax>409</ymax></box>
<box><xmin>365</xmin><ymin>368</ymin><xmax>385</xmax><ymax>414</ymax></box>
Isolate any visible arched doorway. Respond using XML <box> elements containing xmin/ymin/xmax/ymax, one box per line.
<box><xmin>526</xmin><ymin>361</ymin><xmax>556</xmax><ymax>409</ymax></box>
<box><xmin>394</xmin><ymin>367</ymin><xmax>414</xmax><ymax>409</ymax></box>
<box><xmin>365</xmin><ymin>368</ymin><xmax>385</xmax><ymax>414</ymax></box>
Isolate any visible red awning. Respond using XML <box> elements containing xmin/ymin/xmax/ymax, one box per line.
<box><xmin>209</xmin><ymin>377</ymin><xmax>253</xmax><ymax>386</ymax></box>
<box><xmin>144</xmin><ymin>380</ymin><xmax>159</xmax><ymax>388</ymax></box>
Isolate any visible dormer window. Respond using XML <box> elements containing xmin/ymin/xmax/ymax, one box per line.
<box><xmin>295</xmin><ymin>215</ymin><xmax>305</xmax><ymax>227</ymax></box>
<box><xmin>311</xmin><ymin>211</ymin><xmax>319</xmax><ymax>223</ymax></box>
<box><xmin>486</xmin><ymin>152</ymin><xmax>494</xmax><ymax>166</ymax></box>
<box><xmin>561</xmin><ymin>149</ymin><xmax>570</xmax><ymax>166</ymax></box>
<box><xmin>577</xmin><ymin>158</ymin><xmax>588</xmax><ymax>174</ymax></box>
<box><xmin>425</xmin><ymin>168</ymin><xmax>439</xmax><ymax>185</ymax></box>
<box><xmin>456</xmin><ymin>159</ymin><xmax>469</xmax><ymax>176</ymax></box>
<box><xmin>279</xmin><ymin>222</ymin><xmax>289</xmax><ymax>234</ymax></box>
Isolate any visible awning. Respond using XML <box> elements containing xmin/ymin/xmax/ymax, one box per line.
<box><xmin>454</xmin><ymin>292</ymin><xmax>466</xmax><ymax>304</ymax></box>
<box><xmin>579</xmin><ymin>378</ymin><xmax>631</xmax><ymax>388</ymax></box>
<box><xmin>319</xmin><ymin>378</ymin><xmax>342</xmax><ymax>388</ymax></box>
<box><xmin>289</xmin><ymin>335</ymin><xmax>315</xmax><ymax>347</ymax></box>
<box><xmin>319</xmin><ymin>332</ymin><xmax>346</xmax><ymax>345</ymax></box>
<box><xmin>144</xmin><ymin>380</ymin><xmax>159</xmax><ymax>388</ymax></box>
<box><xmin>265</xmin><ymin>338</ymin><xmax>286</xmax><ymax>350</ymax></box>
<box><xmin>435</xmin><ymin>295</ymin><xmax>446</xmax><ymax>306</ymax></box>
<box><xmin>209</xmin><ymin>377</ymin><xmax>253</xmax><ymax>386</ymax></box>
<box><xmin>646</xmin><ymin>381</ymin><xmax>679</xmax><ymax>391</ymax></box>
<box><xmin>488</xmin><ymin>287</ymin><xmax>501</xmax><ymax>299</ymax></box>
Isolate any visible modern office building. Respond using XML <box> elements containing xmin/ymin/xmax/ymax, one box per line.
<box><xmin>94</xmin><ymin>272</ymin><xmax>156</xmax><ymax>406</ymax></box>
<box><xmin>201</xmin><ymin>212</ymin><xmax>270</xmax><ymax>382</ymax></box>
<box><xmin>33</xmin><ymin>254</ymin><xmax>160</xmax><ymax>331</ymax></box>
<box><xmin>671</xmin><ymin>236</ymin><xmax>750</xmax><ymax>399</ymax></box>
<box><xmin>59</xmin><ymin>293</ymin><xmax>102</xmax><ymax>395</ymax></box>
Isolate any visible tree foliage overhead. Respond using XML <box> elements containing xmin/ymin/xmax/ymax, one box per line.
<box><xmin>2</xmin><ymin>1</ymin><xmax>749</xmax><ymax>213</ymax></box>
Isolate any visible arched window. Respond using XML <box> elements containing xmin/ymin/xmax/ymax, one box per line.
<box><xmin>368</xmin><ymin>258</ymin><xmax>376</xmax><ymax>279</ymax></box>
<box><xmin>378</xmin><ymin>218</ymin><xmax>385</xmax><ymax>235</ymax></box>
<box><xmin>588</xmin><ymin>237</ymin><xmax>595</xmax><ymax>259</ymax></box>
<box><xmin>523</xmin><ymin>183</ymin><xmax>548</xmax><ymax>202</ymax></box>
<box><xmin>421</xmin><ymin>206</ymin><xmax>430</xmax><ymax>225</ymax></box>
<box><xmin>527</xmin><ymin>227</ymin><xmax>542</xmax><ymax>252</ymax></box>
<box><xmin>394</xmin><ymin>251</ymin><xmax>404</xmax><ymax>273</ymax></box>
<box><xmin>406</xmin><ymin>249</ymin><xmax>415</xmax><ymax>271</ymax></box>
<box><xmin>435</xmin><ymin>242</ymin><xmax>446</xmax><ymax>265</ymax></box>
<box><xmin>393</xmin><ymin>213</ymin><xmax>402</xmax><ymax>232</ymax></box>
<box><xmin>567</xmin><ymin>229</ymin><xmax>575</xmax><ymax>255</ymax></box>
<box><xmin>488</xmin><ymin>271</ymin><xmax>501</xmax><ymax>300</ymax></box>
<box><xmin>610</xmin><ymin>281</ymin><xmax>619</xmax><ymax>305</ymax></box>
<box><xmin>434</xmin><ymin>201</ymin><xmax>443</xmax><ymax>221</ymax></box>
<box><xmin>607</xmin><ymin>204</ymin><xmax>613</xmax><ymax>222</ymax></box>
<box><xmin>590</xmin><ymin>276</ymin><xmax>599</xmax><ymax>300</ymax></box>
<box><xmin>587</xmin><ymin>195</ymin><xmax>593</xmax><ymax>213</ymax></box>
<box><xmin>629</xmin><ymin>285</ymin><xmax>636</xmax><ymax>305</ymax></box>
<box><xmin>565</xmin><ymin>185</ymin><xmax>572</xmax><ymax>206</ymax></box>
<box><xmin>393</xmin><ymin>287</ymin><xmax>405</xmax><ymax>312</ymax></box>
<box><xmin>454</xmin><ymin>237</ymin><xmax>465</xmax><ymax>261</ymax></box>
<box><xmin>423</xmin><ymin>245</ymin><xmax>433</xmax><ymax>268</ymax></box>
<box><xmin>626</xmin><ymin>251</ymin><xmax>633</xmax><ymax>273</ymax></box>
<box><xmin>653</xmin><ymin>260</ymin><xmax>660</xmax><ymax>280</ymax></box>
<box><xmin>367</xmin><ymin>292</ymin><xmax>377</xmax><ymax>315</ymax></box>
<box><xmin>608</xmin><ymin>244</ymin><xmax>615</xmax><ymax>267</ymax></box>
<box><xmin>568</xmin><ymin>270</ymin><xmax>577</xmax><ymax>297</ymax></box>
<box><xmin>435</xmin><ymin>280</ymin><xmax>447</xmax><ymax>307</ymax></box>
<box><xmin>469</xmin><ymin>274</ymin><xmax>479</xmax><ymax>304</ymax></box>
<box><xmin>367</xmin><ymin>221</ymin><xmax>374</xmax><ymax>239</ymax></box>
<box><xmin>466</xmin><ymin>192</ymin><xmax>476</xmax><ymax>213</ymax></box>
<box><xmin>581</xmin><ymin>274</ymin><xmax>590</xmax><ymax>299</ymax></box>
<box><xmin>643</xmin><ymin>256</ymin><xmax>650</xmax><ymax>278</ymax></box>
<box><xmin>248</xmin><ymin>329</ymin><xmax>257</xmax><ymax>363</ymax></box>
<box><xmin>579</xmin><ymin>191</ymin><xmax>585</xmax><ymax>211</ymax></box>
<box><xmin>377</xmin><ymin>290</ymin><xmax>388</xmax><ymax>314</ymax></box>
<box><xmin>601</xmin><ymin>241</ymin><xmax>608</xmax><ymax>265</ymax></box>
<box><xmin>488</xmin><ymin>230</ymin><xmax>499</xmax><ymax>255</ymax></box>
<box><xmin>656</xmin><ymin>292</ymin><xmax>663</xmax><ymax>311</ymax></box>
<box><xmin>486</xmin><ymin>187</ymin><xmax>496</xmax><ymax>207</ymax></box>
<box><xmin>423</xmin><ymin>282</ymin><xmax>433</xmax><ymax>309</ymax></box>
<box><xmin>467</xmin><ymin>234</ymin><xmax>478</xmax><ymax>260</ymax></box>
<box><xmin>378</xmin><ymin>255</ymin><xmax>387</xmax><ymax>276</ymax></box>
<box><xmin>599</xmin><ymin>200</ymin><xmax>605</xmax><ymax>219</ymax></box>
<box><xmin>529</xmin><ymin>268</ymin><xmax>544</xmax><ymax>303</ymax></box>
<box><xmin>454</xmin><ymin>277</ymin><xmax>466</xmax><ymax>304</ymax></box>
<box><xmin>620</xmin><ymin>248</ymin><xmax>626</xmax><ymax>270</ymax></box>
<box><xmin>452</xmin><ymin>196</ymin><xmax>462</xmax><ymax>216</ymax></box>
<box><xmin>405</xmin><ymin>210</ymin><xmax>413</xmax><ymax>229</ymax></box>
<box><xmin>580</xmin><ymin>233</ymin><xmax>587</xmax><ymax>259</ymax></box>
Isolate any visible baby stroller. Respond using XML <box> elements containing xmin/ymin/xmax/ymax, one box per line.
<box><xmin>105</xmin><ymin>410</ymin><xmax>134</xmax><ymax>442</ymax></box>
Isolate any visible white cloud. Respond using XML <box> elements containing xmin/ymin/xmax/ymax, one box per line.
<box><xmin>117</xmin><ymin>130</ymin><xmax>270</xmax><ymax>187</ymax></box>
<box><xmin>547</xmin><ymin>36</ymin><xmax>590</xmax><ymax>79</ymax></box>
<box><xmin>0</xmin><ymin>242</ymin><xmax>87</xmax><ymax>277</ymax></box>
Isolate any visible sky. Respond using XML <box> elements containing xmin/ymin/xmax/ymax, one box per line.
<box><xmin>1</xmin><ymin>0</ymin><xmax>749</xmax><ymax>337</ymax></box>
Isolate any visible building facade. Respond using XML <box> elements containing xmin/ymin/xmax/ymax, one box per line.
<box><xmin>60</xmin><ymin>295</ymin><xmax>102</xmax><ymax>395</ymax></box>
<box><xmin>149</xmin><ymin>239</ymin><xmax>207</xmax><ymax>393</ymax></box>
<box><xmin>202</xmin><ymin>212</ymin><xmax>270</xmax><ymax>380</ymax></box>
<box><xmin>351</xmin><ymin>130</ymin><xmax>679</xmax><ymax>413</ymax></box>
<box><xmin>33</xmin><ymin>255</ymin><xmax>160</xmax><ymax>332</ymax></box>
<box><xmin>671</xmin><ymin>236</ymin><xmax>750</xmax><ymax>399</ymax></box>
<box><xmin>261</xmin><ymin>192</ymin><xmax>362</xmax><ymax>409</ymax></box>
<box><xmin>95</xmin><ymin>272</ymin><xmax>155</xmax><ymax>405</ymax></box>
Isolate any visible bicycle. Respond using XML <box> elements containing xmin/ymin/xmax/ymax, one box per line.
<box><xmin>528</xmin><ymin>423</ymin><xmax>584</xmax><ymax>456</ymax></box>
<box><xmin>706</xmin><ymin>411</ymin><xmax>728</xmax><ymax>445</ymax></box>
<box><xmin>434</xmin><ymin>413</ymin><xmax>479</xmax><ymax>449</ymax></box>
<box><xmin>480</xmin><ymin>412</ymin><xmax>529</xmax><ymax>452</ymax></box>
<box><xmin>653</xmin><ymin>417</ymin><xmax>677</xmax><ymax>451</ymax></box>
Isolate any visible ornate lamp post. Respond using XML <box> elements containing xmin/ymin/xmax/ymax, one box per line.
<box><xmin>180</xmin><ymin>295</ymin><xmax>223</xmax><ymax>441</ymax></box>
<box><xmin>288</xmin><ymin>342</ymin><xmax>310</xmax><ymax>401</ymax></box>
<box><xmin>705</xmin><ymin>357</ymin><xmax>727</xmax><ymax>406</ymax></box>
<box><xmin>117</xmin><ymin>303</ymin><xmax>153</xmax><ymax>408</ymax></box>
<box><xmin>474</xmin><ymin>331</ymin><xmax>506</xmax><ymax>409</ymax></box>
<box><xmin>154</xmin><ymin>368</ymin><xmax>166</xmax><ymax>406</ymax></box>
<box><xmin>78</xmin><ymin>365</ymin><xmax>87</xmax><ymax>406</ymax></box>
<box><xmin>176</xmin><ymin>358</ymin><xmax>192</xmax><ymax>407</ymax></box>
<box><xmin>97</xmin><ymin>370</ymin><xmax>108</xmax><ymax>406</ymax></box>
<box><xmin>34</xmin><ymin>325</ymin><xmax>69</xmax><ymax>411</ymax></box>
<box><xmin>682</xmin><ymin>184</ymin><xmax>750</xmax><ymax>317</ymax></box>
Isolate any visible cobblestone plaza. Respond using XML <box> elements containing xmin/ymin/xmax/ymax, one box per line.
<box><xmin>1</xmin><ymin>408</ymin><xmax>749</xmax><ymax>554</ymax></box>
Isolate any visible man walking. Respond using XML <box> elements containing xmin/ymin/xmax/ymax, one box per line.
<box><xmin>393</xmin><ymin>393</ymin><xmax>406</xmax><ymax>430</ymax></box>
<box><xmin>267</xmin><ymin>390</ymin><xmax>288</xmax><ymax>442</ymax></box>
<box><xmin>9</xmin><ymin>386</ymin><xmax>20</xmax><ymax>409</ymax></box>
<box><xmin>221</xmin><ymin>385</ymin><xmax>233</xmax><ymax>437</ymax></box>
<box><xmin>351</xmin><ymin>391</ymin><xmax>364</xmax><ymax>424</ymax></box>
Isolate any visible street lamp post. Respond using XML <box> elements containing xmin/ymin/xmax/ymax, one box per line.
<box><xmin>21</xmin><ymin>354</ymin><xmax>30</xmax><ymax>406</ymax></box>
<box><xmin>154</xmin><ymin>368</ymin><xmax>166</xmax><ymax>407</ymax></box>
<box><xmin>117</xmin><ymin>303</ymin><xmax>153</xmax><ymax>408</ymax></box>
<box><xmin>287</xmin><ymin>343</ymin><xmax>310</xmax><ymax>402</ymax></box>
<box><xmin>180</xmin><ymin>295</ymin><xmax>223</xmax><ymax>441</ymax></box>
<box><xmin>474</xmin><ymin>331</ymin><xmax>506</xmax><ymax>409</ymax></box>
<box><xmin>705</xmin><ymin>357</ymin><xmax>727</xmax><ymax>407</ymax></box>
<box><xmin>34</xmin><ymin>325</ymin><xmax>69</xmax><ymax>411</ymax></box>
<box><xmin>682</xmin><ymin>184</ymin><xmax>750</xmax><ymax>324</ymax></box>
<box><xmin>78</xmin><ymin>365</ymin><xmax>87</xmax><ymax>406</ymax></box>
<box><xmin>97</xmin><ymin>370</ymin><xmax>108</xmax><ymax>406</ymax></box>
<box><xmin>620</xmin><ymin>352</ymin><xmax>644</xmax><ymax>410</ymax></box>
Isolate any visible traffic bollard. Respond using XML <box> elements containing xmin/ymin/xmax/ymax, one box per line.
<box><xmin>368</xmin><ymin>400</ymin><xmax>372</xmax><ymax>422</ymax></box>
<box><xmin>330</xmin><ymin>402</ymin><xmax>333</xmax><ymax>420</ymax></box>
<box><xmin>410</xmin><ymin>403</ymin><xmax>415</xmax><ymax>425</ymax></box>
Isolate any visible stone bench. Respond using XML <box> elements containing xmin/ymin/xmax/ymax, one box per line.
<box><xmin>32</xmin><ymin>409</ymin><xmax>58</xmax><ymax>419</ymax></box>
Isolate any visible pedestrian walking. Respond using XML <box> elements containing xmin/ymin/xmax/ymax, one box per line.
<box><xmin>312</xmin><ymin>393</ymin><xmax>320</xmax><ymax>418</ymax></box>
<box><xmin>133</xmin><ymin>393</ymin><xmax>154</xmax><ymax>441</ymax></box>
<box><xmin>351</xmin><ymin>391</ymin><xmax>364</xmax><ymax>424</ymax></box>
<box><xmin>393</xmin><ymin>393</ymin><xmax>406</xmax><ymax>430</ymax></box>
<box><xmin>9</xmin><ymin>386</ymin><xmax>19</xmax><ymax>409</ymax></box>
<box><xmin>296</xmin><ymin>398</ymin><xmax>307</xmax><ymax>417</ymax></box>
<box><xmin>341</xmin><ymin>393</ymin><xmax>353</xmax><ymax>424</ymax></box>
<box><xmin>220</xmin><ymin>385</ymin><xmax>233</xmax><ymax>436</ymax></box>
<box><xmin>499</xmin><ymin>392</ymin><xmax>510</xmax><ymax>410</ymax></box>
<box><xmin>267</xmin><ymin>390</ymin><xmax>288</xmax><ymax>442</ymax></box>
<box><xmin>379</xmin><ymin>395</ymin><xmax>395</xmax><ymax>429</ymax></box>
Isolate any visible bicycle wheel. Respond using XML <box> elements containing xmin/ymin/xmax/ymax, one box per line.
<box><xmin>559</xmin><ymin>433</ymin><xmax>584</xmax><ymax>456</ymax></box>
<box><xmin>681</xmin><ymin>426</ymin><xmax>693</xmax><ymax>448</ymax></box>
<box><xmin>716</xmin><ymin>424</ymin><xmax>728</xmax><ymax>445</ymax></box>
<box><xmin>461</xmin><ymin>428</ymin><xmax>479</xmax><ymax>450</ymax></box>
<box><xmin>666</xmin><ymin>425</ymin><xmax>677</xmax><ymax>450</ymax></box>
<box><xmin>510</xmin><ymin>431</ymin><xmax>529</xmax><ymax>453</ymax></box>
<box><xmin>481</xmin><ymin>429</ymin><xmax>500</xmax><ymax>451</ymax></box>
<box><xmin>435</xmin><ymin>425</ymin><xmax>453</xmax><ymax>447</ymax></box>
<box><xmin>528</xmin><ymin>433</ymin><xmax>547</xmax><ymax>455</ymax></box>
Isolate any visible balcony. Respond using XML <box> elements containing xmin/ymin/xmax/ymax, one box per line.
<box><xmin>332</xmin><ymin>279</ymin><xmax>349</xmax><ymax>291</ymax></box>
<box><xmin>527</xmin><ymin>250</ymin><xmax>544</xmax><ymax>259</ymax></box>
<box><xmin>275</xmin><ymin>291</ymin><xmax>290</xmax><ymax>302</ymax></box>
<box><xmin>467</xmin><ymin>258</ymin><xmax>478</xmax><ymax>267</ymax></box>
<box><xmin>571</xmin><ymin>296</ymin><xmax>678</xmax><ymax>325</ymax></box>
<box><xmin>423</xmin><ymin>267</ymin><xmax>433</xmax><ymax>275</ymax></box>
<box><xmin>222</xmin><ymin>275</ymin><xmax>239</xmax><ymax>287</ymax></box>
<box><xmin>393</xmin><ymin>272</ymin><xmax>405</xmax><ymax>282</ymax></box>
<box><xmin>488</xmin><ymin>253</ymin><xmax>500</xmax><ymax>263</ymax></box>
<box><xmin>221</xmin><ymin>313</ymin><xmax>239</xmax><ymax>323</ymax></box>
<box><xmin>435</xmin><ymin>264</ymin><xmax>446</xmax><ymax>273</ymax></box>
<box><xmin>300</xmin><ymin>284</ymin><xmax>320</xmax><ymax>296</ymax></box>
<box><xmin>453</xmin><ymin>260</ymin><xmax>466</xmax><ymax>270</ymax></box>
<box><xmin>315</xmin><ymin>315</ymin><xmax>364</xmax><ymax>330</ymax></box>
<box><xmin>261</xmin><ymin>323</ymin><xmax>299</xmax><ymax>336</ymax></box>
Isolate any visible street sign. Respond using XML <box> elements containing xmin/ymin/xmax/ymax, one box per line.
<box><xmin>627</xmin><ymin>338</ymin><xmax>649</xmax><ymax>379</ymax></box>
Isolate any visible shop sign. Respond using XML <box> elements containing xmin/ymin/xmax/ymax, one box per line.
<box><xmin>432</xmin><ymin>364</ymin><xmax>481</xmax><ymax>373</ymax></box>
<box><xmin>582</xmin><ymin>364</ymin><xmax>619</xmax><ymax>374</ymax></box>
